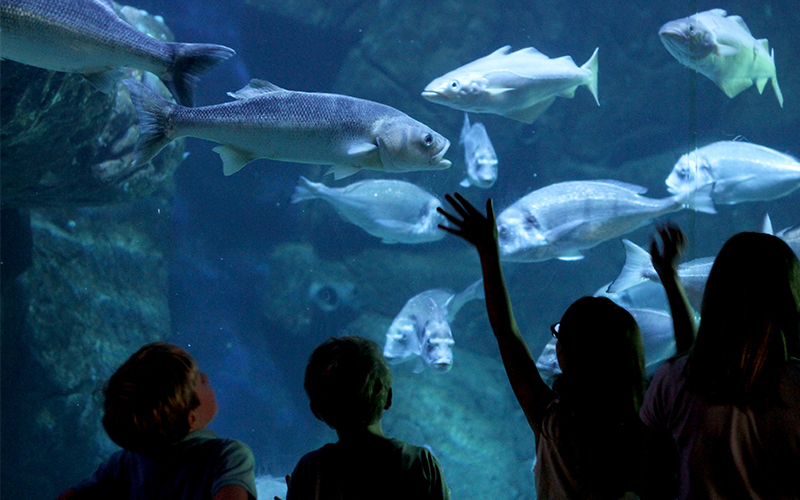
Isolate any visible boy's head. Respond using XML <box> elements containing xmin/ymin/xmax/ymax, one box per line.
<box><xmin>102</xmin><ymin>342</ymin><xmax>213</xmax><ymax>455</ymax></box>
<box><xmin>304</xmin><ymin>336</ymin><xmax>392</xmax><ymax>432</ymax></box>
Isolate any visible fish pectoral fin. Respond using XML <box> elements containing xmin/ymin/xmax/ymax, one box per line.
<box><xmin>347</xmin><ymin>141</ymin><xmax>378</xmax><ymax>156</ymax></box>
<box><xmin>214</xmin><ymin>145</ymin><xmax>256</xmax><ymax>176</ymax></box>
<box><xmin>503</xmin><ymin>97</ymin><xmax>556</xmax><ymax>124</ymax></box>
<box><xmin>413</xmin><ymin>358</ymin><xmax>426</xmax><ymax>374</ymax></box>
<box><xmin>715</xmin><ymin>44</ymin><xmax>740</xmax><ymax>57</ymax></box>
<box><xmin>325</xmin><ymin>164</ymin><xmax>362</xmax><ymax>180</ymax></box>
<box><xmin>716</xmin><ymin>77</ymin><xmax>754</xmax><ymax>98</ymax></box>
<box><xmin>82</xmin><ymin>70</ymin><xmax>125</xmax><ymax>93</ymax></box>
<box><xmin>713</xmin><ymin>174</ymin><xmax>757</xmax><ymax>193</ymax></box>
<box><xmin>227</xmin><ymin>79</ymin><xmax>286</xmax><ymax>100</ymax></box>
<box><xmin>544</xmin><ymin>220</ymin><xmax>584</xmax><ymax>242</ymax></box>
<box><xmin>557</xmin><ymin>252</ymin><xmax>585</xmax><ymax>262</ymax></box>
<box><xmin>485</xmin><ymin>87</ymin><xmax>515</xmax><ymax>96</ymax></box>
<box><xmin>459</xmin><ymin>178</ymin><xmax>471</xmax><ymax>187</ymax></box>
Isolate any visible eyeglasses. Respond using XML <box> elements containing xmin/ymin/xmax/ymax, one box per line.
<box><xmin>550</xmin><ymin>322</ymin><xmax>560</xmax><ymax>339</ymax></box>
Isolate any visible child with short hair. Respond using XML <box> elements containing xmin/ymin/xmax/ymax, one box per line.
<box><xmin>57</xmin><ymin>342</ymin><xmax>257</xmax><ymax>500</ymax></box>
<box><xmin>285</xmin><ymin>335</ymin><xmax>450</xmax><ymax>500</ymax></box>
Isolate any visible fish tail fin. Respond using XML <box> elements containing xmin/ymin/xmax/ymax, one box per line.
<box><xmin>122</xmin><ymin>79</ymin><xmax>180</xmax><ymax>167</ymax></box>
<box><xmin>676</xmin><ymin>182</ymin><xmax>717</xmax><ymax>214</ymax></box>
<box><xmin>607</xmin><ymin>239</ymin><xmax>654</xmax><ymax>293</ymax></box>
<box><xmin>165</xmin><ymin>42</ymin><xmax>236</xmax><ymax>107</ymax></box>
<box><xmin>769</xmin><ymin>48</ymin><xmax>784</xmax><ymax>108</ymax></box>
<box><xmin>581</xmin><ymin>47</ymin><xmax>600</xmax><ymax>106</ymax></box>
<box><xmin>459</xmin><ymin>113</ymin><xmax>470</xmax><ymax>145</ymax></box>
<box><xmin>290</xmin><ymin>176</ymin><xmax>322</xmax><ymax>203</ymax></box>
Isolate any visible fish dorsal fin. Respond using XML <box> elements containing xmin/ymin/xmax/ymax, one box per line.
<box><xmin>489</xmin><ymin>46</ymin><xmax>513</xmax><ymax>57</ymax></box>
<box><xmin>511</xmin><ymin>47</ymin><xmax>546</xmax><ymax>57</ymax></box>
<box><xmin>707</xmin><ymin>8</ymin><xmax>727</xmax><ymax>17</ymax></box>
<box><xmin>727</xmin><ymin>15</ymin><xmax>751</xmax><ymax>34</ymax></box>
<box><xmin>227</xmin><ymin>79</ymin><xmax>286</xmax><ymax>100</ymax></box>
<box><xmin>593</xmin><ymin>180</ymin><xmax>648</xmax><ymax>194</ymax></box>
<box><xmin>761</xmin><ymin>213</ymin><xmax>774</xmax><ymax>235</ymax></box>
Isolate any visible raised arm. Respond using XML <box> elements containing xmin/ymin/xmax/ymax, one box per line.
<box><xmin>649</xmin><ymin>223</ymin><xmax>695</xmax><ymax>354</ymax></box>
<box><xmin>438</xmin><ymin>193</ymin><xmax>554</xmax><ymax>440</ymax></box>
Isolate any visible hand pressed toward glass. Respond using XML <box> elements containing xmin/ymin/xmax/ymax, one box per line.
<box><xmin>437</xmin><ymin>192</ymin><xmax>498</xmax><ymax>255</ymax></box>
<box><xmin>649</xmin><ymin>222</ymin><xmax>686</xmax><ymax>279</ymax></box>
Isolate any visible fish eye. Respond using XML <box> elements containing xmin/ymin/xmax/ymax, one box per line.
<box><xmin>524</xmin><ymin>214</ymin><xmax>540</xmax><ymax>230</ymax></box>
<box><xmin>450</xmin><ymin>80</ymin><xmax>459</xmax><ymax>90</ymax></box>
<box><xmin>688</xmin><ymin>24</ymin><xmax>694</xmax><ymax>33</ymax></box>
<box><xmin>423</xmin><ymin>133</ymin><xmax>434</xmax><ymax>146</ymax></box>
<box><xmin>498</xmin><ymin>225</ymin><xmax>509</xmax><ymax>240</ymax></box>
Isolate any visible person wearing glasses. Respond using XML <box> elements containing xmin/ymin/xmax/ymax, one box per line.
<box><xmin>438</xmin><ymin>193</ymin><xmax>652</xmax><ymax>499</ymax></box>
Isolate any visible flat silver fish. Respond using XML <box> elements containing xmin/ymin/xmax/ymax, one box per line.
<box><xmin>0</xmin><ymin>0</ymin><xmax>235</xmax><ymax>106</ymax></box>
<box><xmin>459</xmin><ymin>113</ymin><xmax>498</xmax><ymax>189</ymax></box>
<box><xmin>666</xmin><ymin>141</ymin><xmax>800</xmax><ymax>206</ymax></box>
<box><xmin>123</xmin><ymin>79</ymin><xmax>451</xmax><ymax>178</ymax></box>
<box><xmin>607</xmin><ymin>239</ymin><xmax>714</xmax><ymax>311</ymax></box>
<box><xmin>659</xmin><ymin>9</ymin><xmax>783</xmax><ymax>106</ymax></box>
<box><xmin>496</xmin><ymin>180</ymin><xmax>715</xmax><ymax>262</ymax></box>
<box><xmin>383</xmin><ymin>280</ymin><xmax>483</xmax><ymax>373</ymax></box>
<box><xmin>422</xmin><ymin>46</ymin><xmax>599</xmax><ymax>123</ymax></box>
<box><xmin>290</xmin><ymin>176</ymin><xmax>445</xmax><ymax>244</ymax></box>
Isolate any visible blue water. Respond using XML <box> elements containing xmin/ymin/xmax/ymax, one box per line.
<box><xmin>2</xmin><ymin>0</ymin><xmax>798</xmax><ymax>498</ymax></box>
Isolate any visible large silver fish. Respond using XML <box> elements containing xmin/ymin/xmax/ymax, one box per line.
<box><xmin>422</xmin><ymin>46</ymin><xmax>599</xmax><ymax>123</ymax></box>
<box><xmin>0</xmin><ymin>0</ymin><xmax>235</xmax><ymax>107</ymax></box>
<box><xmin>123</xmin><ymin>79</ymin><xmax>451</xmax><ymax>179</ymax></box>
<box><xmin>459</xmin><ymin>113</ymin><xmax>498</xmax><ymax>189</ymax></box>
<box><xmin>383</xmin><ymin>280</ymin><xmax>484</xmax><ymax>373</ymax></box>
<box><xmin>496</xmin><ymin>180</ymin><xmax>715</xmax><ymax>262</ymax></box>
<box><xmin>658</xmin><ymin>9</ymin><xmax>783</xmax><ymax>106</ymax></box>
<box><xmin>290</xmin><ymin>176</ymin><xmax>445</xmax><ymax>244</ymax></box>
<box><xmin>666</xmin><ymin>141</ymin><xmax>800</xmax><ymax>206</ymax></box>
<box><xmin>607</xmin><ymin>239</ymin><xmax>714</xmax><ymax>311</ymax></box>
<box><xmin>535</xmin><ymin>307</ymin><xmax>677</xmax><ymax>386</ymax></box>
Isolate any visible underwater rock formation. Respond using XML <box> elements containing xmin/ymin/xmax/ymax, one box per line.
<box><xmin>0</xmin><ymin>4</ymin><xmax>185</xmax><ymax>208</ymax></box>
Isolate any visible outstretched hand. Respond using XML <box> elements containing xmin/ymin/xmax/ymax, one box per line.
<box><xmin>650</xmin><ymin>222</ymin><xmax>686</xmax><ymax>279</ymax></box>
<box><xmin>437</xmin><ymin>192</ymin><xmax>498</xmax><ymax>255</ymax></box>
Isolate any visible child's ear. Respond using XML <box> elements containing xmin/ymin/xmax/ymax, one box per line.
<box><xmin>187</xmin><ymin>408</ymin><xmax>198</xmax><ymax>430</ymax></box>
<box><xmin>384</xmin><ymin>388</ymin><xmax>393</xmax><ymax>410</ymax></box>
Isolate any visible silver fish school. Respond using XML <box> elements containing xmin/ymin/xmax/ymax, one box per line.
<box><xmin>659</xmin><ymin>8</ymin><xmax>783</xmax><ymax>106</ymax></box>
<box><xmin>123</xmin><ymin>79</ymin><xmax>451</xmax><ymax>179</ymax></box>
<box><xmin>0</xmin><ymin>0</ymin><xmax>235</xmax><ymax>106</ymax></box>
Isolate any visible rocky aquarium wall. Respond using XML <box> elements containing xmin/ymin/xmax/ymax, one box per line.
<box><xmin>1</xmin><ymin>0</ymin><xmax>798</xmax><ymax>499</ymax></box>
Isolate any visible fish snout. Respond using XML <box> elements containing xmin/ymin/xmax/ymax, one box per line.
<box><xmin>428</xmin><ymin>360</ymin><xmax>453</xmax><ymax>373</ymax></box>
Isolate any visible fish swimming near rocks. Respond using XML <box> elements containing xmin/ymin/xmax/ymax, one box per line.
<box><xmin>383</xmin><ymin>280</ymin><xmax>484</xmax><ymax>373</ymax></box>
<box><xmin>666</xmin><ymin>141</ymin><xmax>800</xmax><ymax>206</ymax></box>
<box><xmin>123</xmin><ymin>79</ymin><xmax>451</xmax><ymax>178</ymax></box>
<box><xmin>658</xmin><ymin>9</ymin><xmax>783</xmax><ymax>106</ymax></box>
<box><xmin>422</xmin><ymin>45</ymin><xmax>599</xmax><ymax>123</ymax></box>
<box><xmin>607</xmin><ymin>239</ymin><xmax>714</xmax><ymax>311</ymax></box>
<box><xmin>0</xmin><ymin>0</ymin><xmax>235</xmax><ymax>107</ymax></box>
<box><xmin>291</xmin><ymin>176</ymin><xmax>446</xmax><ymax>244</ymax></box>
<box><xmin>496</xmin><ymin>180</ymin><xmax>716</xmax><ymax>262</ymax></box>
<box><xmin>459</xmin><ymin>113</ymin><xmax>498</xmax><ymax>189</ymax></box>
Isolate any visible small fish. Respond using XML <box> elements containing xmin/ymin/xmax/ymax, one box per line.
<box><xmin>607</xmin><ymin>239</ymin><xmax>714</xmax><ymax>311</ymax></box>
<box><xmin>535</xmin><ymin>307</ymin><xmax>677</xmax><ymax>385</ymax></box>
<box><xmin>290</xmin><ymin>176</ymin><xmax>446</xmax><ymax>244</ymax></box>
<box><xmin>422</xmin><ymin>46</ymin><xmax>599</xmax><ymax>124</ymax></box>
<box><xmin>459</xmin><ymin>113</ymin><xmax>498</xmax><ymax>189</ymax></box>
<box><xmin>123</xmin><ymin>79</ymin><xmax>451</xmax><ymax>178</ymax></box>
<box><xmin>383</xmin><ymin>280</ymin><xmax>484</xmax><ymax>373</ymax></box>
<box><xmin>659</xmin><ymin>9</ymin><xmax>783</xmax><ymax>106</ymax></box>
<box><xmin>496</xmin><ymin>180</ymin><xmax>715</xmax><ymax>262</ymax></box>
<box><xmin>0</xmin><ymin>0</ymin><xmax>235</xmax><ymax>106</ymax></box>
<box><xmin>666</xmin><ymin>141</ymin><xmax>800</xmax><ymax>206</ymax></box>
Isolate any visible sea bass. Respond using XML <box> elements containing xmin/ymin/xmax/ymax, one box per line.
<box><xmin>422</xmin><ymin>46</ymin><xmax>599</xmax><ymax>124</ymax></box>
<box><xmin>0</xmin><ymin>0</ymin><xmax>235</xmax><ymax>107</ymax></box>
<box><xmin>383</xmin><ymin>280</ymin><xmax>484</xmax><ymax>373</ymax></box>
<box><xmin>536</xmin><ymin>307</ymin><xmax>678</xmax><ymax>385</ymax></box>
<box><xmin>607</xmin><ymin>239</ymin><xmax>714</xmax><ymax>311</ymax></box>
<box><xmin>290</xmin><ymin>176</ymin><xmax>445</xmax><ymax>244</ymax></box>
<box><xmin>496</xmin><ymin>180</ymin><xmax>715</xmax><ymax>262</ymax></box>
<box><xmin>666</xmin><ymin>141</ymin><xmax>800</xmax><ymax>206</ymax></box>
<box><xmin>459</xmin><ymin>113</ymin><xmax>498</xmax><ymax>188</ymax></box>
<box><xmin>658</xmin><ymin>9</ymin><xmax>783</xmax><ymax>106</ymax></box>
<box><xmin>123</xmin><ymin>79</ymin><xmax>451</xmax><ymax>179</ymax></box>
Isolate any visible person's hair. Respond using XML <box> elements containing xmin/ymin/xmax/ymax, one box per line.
<box><xmin>304</xmin><ymin>335</ymin><xmax>392</xmax><ymax>431</ymax></box>
<box><xmin>687</xmin><ymin>231</ymin><xmax>800</xmax><ymax>408</ymax></box>
<box><xmin>551</xmin><ymin>296</ymin><xmax>646</xmax><ymax>496</ymax></box>
<box><xmin>102</xmin><ymin>342</ymin><xmax>200</xmax><ymax>455</ymax></box>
